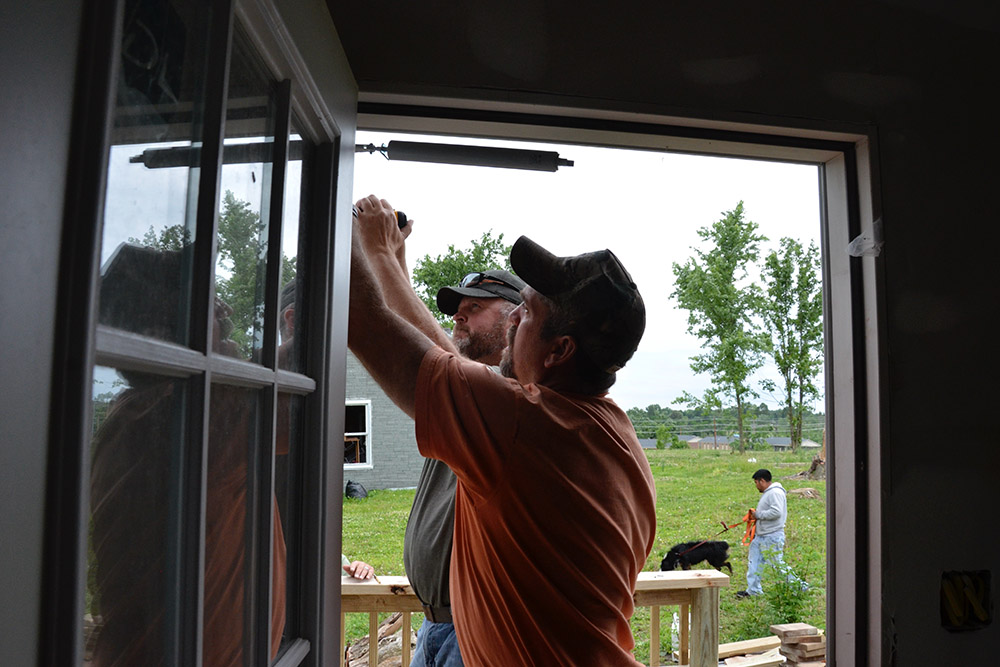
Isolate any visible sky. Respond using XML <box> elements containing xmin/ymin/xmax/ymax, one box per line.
<box><xmin>353</xmin><ymin>130</ymin><xmax>824</xmax><ymax>414</ymax></box>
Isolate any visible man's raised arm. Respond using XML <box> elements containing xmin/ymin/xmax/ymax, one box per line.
<box><xmin>353</xmin><ymin>195</ymin><xmax>459</xmax><ymax>355</ymax></box>
<box><xmin>347</xmin><ymin>214</ymin><xmax>432</xmax><ymax>419</ymax></box>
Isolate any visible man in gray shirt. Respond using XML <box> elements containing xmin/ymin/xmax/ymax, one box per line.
<box><xmin>738</xmin><ymin>468</ymin><xmax>789</xmax><ymax>598</ymax></box>
<box><xmin>404</xmin><ymin>268</ymin><xmax>525</xmax><ymax>666</ymax></box>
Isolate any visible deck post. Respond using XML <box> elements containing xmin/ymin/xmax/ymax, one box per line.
<box><xmin>688</xmin><ymin>587</ymin><xmax>720</xmax><ymax>667</ymax></box>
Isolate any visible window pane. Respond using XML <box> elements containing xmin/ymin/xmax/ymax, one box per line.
<box><xmin>274</xmin><ymin>392</ymin><xmax>302</xmax><ymax>652</ymax></box>
<box><xmin>344</xmin><ymin>404</ymin><xmax>369</xmax><ymax>465</ymax></box>
<box><xmin>98</xmin><ymin>0</ymin><xmax>212</xmax><ymax>345</ymax></box>
<box><xmin>214</xmin><ymin>26</ymin><xmax>278</xmax><ymax>363</ymax></box>
<box><xmin>278</xmin><ymin>126</ymin><xmax>306</xmax><ymax>374</ymax></box>
<box><xmin>88</xmin><ymin>367</ymin><xmax>187</xmax><ymax>665</ymax></box>
<box><xmin>202</xmin><ymin>383</ymin><xmax>259</xmax><ymax>666</ymax></box>
<box><xmin>344</xmin><ymin>405</ymin><xmax>366</xmax><ymax>433</ymax></box>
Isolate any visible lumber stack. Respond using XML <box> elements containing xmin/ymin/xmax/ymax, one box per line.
<box><xmin>769</xmin><ymin>623</ymin><xmax>826</xmax><ymax>666</ymax></box>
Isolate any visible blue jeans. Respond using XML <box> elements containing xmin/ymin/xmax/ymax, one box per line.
<box><xmin>746</xmin><ymin>531</ymin><xmax>785</xmax><ymax>595</ymax></box>
<box><xmin>410</xmin><ymin>619</ymin><xmax>464</xmax><ymax>667</ymax></box>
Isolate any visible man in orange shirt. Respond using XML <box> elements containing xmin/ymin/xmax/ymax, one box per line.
<box><xmin>349</xmin><ymin>195</ymin><xmax>656</xmax><ymax>666</ymax></box>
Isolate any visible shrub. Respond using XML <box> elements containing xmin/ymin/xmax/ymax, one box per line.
<box><xmin>761</xmin><ymin>557</ymin><xmax>811</xmax><ymax>625</ymax></box>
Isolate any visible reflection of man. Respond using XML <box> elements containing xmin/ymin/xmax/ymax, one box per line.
<box><xmin>282</xmin><ymin>280</ymin><xmax>379</xmax><ymax>582</ymax></box>
<box><xmin>200</xmin><ymin>291</ymin><xmax>287</xmax><ymax>665</ymax></box>
<box><xmin>91</xmin><ymin>244</ymin><xmax>285</xmax><ymax>665</ymax></box>
<box><xmin>407</xmin><ymin>268</ymin><xmax>526</xmax><ymax>667</ymax></box>
<box><xmin>349</xmin><ymin>195</ymin><xmax>656</xmax><ymax>666</ymax></box>
<box><xmin>738</xmin><ymin>468</ymin><xmax>787</xmax><ymax>598</ymax></box>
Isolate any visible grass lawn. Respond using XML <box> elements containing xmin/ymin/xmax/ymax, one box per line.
<box><xmin>342</xmin><ymin>447</ymin><xmax>826</xmax><ymax>664</ymax></box>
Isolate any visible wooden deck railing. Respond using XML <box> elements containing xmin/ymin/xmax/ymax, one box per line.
<box><xmin>341</xmin><ymin>569</ymin><xmax>729</xmax><ymax>666</ymax></box>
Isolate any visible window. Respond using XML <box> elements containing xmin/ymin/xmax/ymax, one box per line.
<box><xmin>81</xmin><ymin>2</ymin><xmax>340</xmax><ymax>664</ymax></box>
<box><xmin>344</xmin><ymin>402</ymin><xmax>371</xmax><ymax>466</ymax></box>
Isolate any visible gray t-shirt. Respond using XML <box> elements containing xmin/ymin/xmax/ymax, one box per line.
<box><xmin>403</xmin><ymin>457</ymin><xmax>457</xmax><ymax>608</ymax></box>
<box><xmin>403</xmin><ymin>365</ymin><xmax>500</xmax><ymax>608</ymax></box>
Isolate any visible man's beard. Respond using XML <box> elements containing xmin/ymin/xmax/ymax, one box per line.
<box><xmin>498</xmin><ymin>323</ymin><xmax>517</xmax><ymax>378</ymax></box>
<box><xmin>455</xmin><ymin>317</ymin><xmax>508</xmax><ymax>363</ymax></box>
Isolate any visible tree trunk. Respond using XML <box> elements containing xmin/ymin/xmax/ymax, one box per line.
<box><xmin>735</xmin><ymin>391</ymin><xmax>745</xmax><ymax>454</ymax></box>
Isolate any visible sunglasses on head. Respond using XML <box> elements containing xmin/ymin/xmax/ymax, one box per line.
<box><xmin>459</xmin><ymin>272</ymin><xmax>518</xmax><ymax>291</ymax></box>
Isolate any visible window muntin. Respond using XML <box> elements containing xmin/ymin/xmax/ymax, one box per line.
<box><xmin>344</xmin><ymin>402</ymin><xmax>371</xmax><ymax>466</ymax></box>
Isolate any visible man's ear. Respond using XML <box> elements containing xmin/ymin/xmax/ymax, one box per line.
<box><xmin>282</xmin><ymin>307</ymin><xmax>296</xmax><ymax>336</ymax></box>
<box><xmin>543</xmin><ymin>335</ymin><xmax>577</xmax><ymax>369</ymax></box>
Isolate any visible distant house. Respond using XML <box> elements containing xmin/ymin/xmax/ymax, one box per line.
<box><xmin>691</xmin><ymin>434</ymin><xmax>734</xmax><ymax>450</ymax></box>
<box><xmin>638</xmin><ymin>433</ymin><xmax>700</xmax><ymax>449</ymax></box>
<box><xmin>767</xmin><ymin>437</ymin><xmax>822</xmax><ymax>451</ymax></box>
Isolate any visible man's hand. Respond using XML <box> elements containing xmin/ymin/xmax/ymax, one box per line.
<box><xmin>343</xmin><ymin>560</ymin><xmax>376</xmax><ymax>580</ymax></box>
<box><xmin>354</xmin><ymin>194</ymin><xmax>406</xmax><ymax>260</ymax></box>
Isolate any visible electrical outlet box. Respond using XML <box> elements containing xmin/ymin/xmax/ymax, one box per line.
<box><xmin>940</xmin><ymin>570</ymin><xmax>991</xmax><ymax>631</ymax></box>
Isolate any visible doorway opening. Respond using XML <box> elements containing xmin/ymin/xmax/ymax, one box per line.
<box><xmin>341</xmin><ymin>105</ymin><xmax>882</xmax><ymax>664</ymax></box>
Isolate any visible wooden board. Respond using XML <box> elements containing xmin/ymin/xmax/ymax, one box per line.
<box><xmin>770</xmin><ymin>622</ymin><xmax>820</xmax><ymax>639</ymax></box>
<box><xmin>786</xmin><ymin>640</ymin><xmax>826</xmax><ymax>654</ymax></box>
<box><xmin>781</xmin><ymin>643</ymin><xmax>827</xmax><ymax>659</ymax></box>
<box><xmin>723</xmin><ymin>648</ymin><xmax>784</xmax><ymax>666</ymax></box>
<box><xmin>718</xmin><ymin>636</ymin><xmax>782</xmax><ymax>658</ymax></box>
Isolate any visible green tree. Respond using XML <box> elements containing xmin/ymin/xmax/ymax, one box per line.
<box><xmin>626</xmin><ymin>404</ymin><xmax>663</xmax><ymax>439</ymax></box>
<box><xmin>128</xmin><ymin>223</ymin><xmax>191</xmax><ymax>251</ymax></box>
<box><xmin>410</xmin><ymin>230</ymin><xmax>513</xmax><ymax>330</ymax></box>
<box><xmin>131</xmin><ymin>191</ymin><xmax>296</xmax><ymax>359</ymax></box>
<box><xmin>760</xmin><ymin>238</ymin><xmax>823</xmax><ymax>448</ymax></box>
<box><xmin>215</xmin><ymin>190</ymin><xmax>266</xmax><ymax>357</ymax></box>
<box><xmin>671</xmin><ymin>201</ymin><xmax>768</xmax><ymax>453</ymax></box>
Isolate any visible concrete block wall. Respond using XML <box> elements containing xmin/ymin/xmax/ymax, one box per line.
<box><xmin>343</xmin><ymin>351</ymin><xmax>423</xmax><ymax>491</ymax></box>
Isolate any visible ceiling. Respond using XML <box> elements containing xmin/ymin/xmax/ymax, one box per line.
<box><xmin>324</xmin><ymin>0</ymin><xmax>997</xmax><ymax>119</ymax></box>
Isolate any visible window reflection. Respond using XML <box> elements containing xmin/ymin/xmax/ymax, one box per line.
<box><xmin>202</xmin><ymin>383</ymin><xmax>268</xmax><ymax>666</ymax></box>
<box><xmin>97</xmin><ymin>0</ymin><xmax>210</xmax><ymax>346</ymax></box>
<box><xmin>278</xmin><ymin>127</ymin><xmax>305</xmax><ymax>374</ymax></box>
<box><xmin>202</xmin><ymin>377</ymin><xmax>288</xmax><ymax>664</ymax></box>
<box><xmin>88</xmin><ymin>3</ymin><xmax>308</xmax><ymax>664</ymax></box>
<box><xmin>88</xmin><ymin>368</ymin><xmax>186</xmax><ymax>665</ymax></box>
<box><xmin>214</xmin><ymin>25</ymin><xmax>278</xmax><ymax>363</ymax></box>
<box><xmin>274</xmin><ymin>392</ymin><xmax>301</xmax><ymax>650</ymax></box>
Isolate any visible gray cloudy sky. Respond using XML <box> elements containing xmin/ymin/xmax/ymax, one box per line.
<box><xmin>353</xmin><ymin>130</ymin><xmax>824</xmax><ymax>413</ymax></box>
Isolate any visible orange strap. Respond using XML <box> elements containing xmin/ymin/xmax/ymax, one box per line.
<box><xmin>721</xmin><ymin>510</ymin><xmax>756</xmax><ymax>546</ymax></box>
<box><xmin>741</xmin><ymin>509</ymin><xmax>756</xmax><ymax>546</ymax></box>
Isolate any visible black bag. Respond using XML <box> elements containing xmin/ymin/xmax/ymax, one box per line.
<box><xmin>345</xmin><ymin>479</ymin><xmax>368</xmax><ymax>499</ymax></box>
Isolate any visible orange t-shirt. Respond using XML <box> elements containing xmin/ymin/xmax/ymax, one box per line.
<box><xmin>415</xmin><ymin>348</ymin><xmax>656</xmax><ymax>667</ymax></box>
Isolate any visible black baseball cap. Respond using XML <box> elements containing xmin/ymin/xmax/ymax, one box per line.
<box><xmin>436</xmin><ymin>269</ymin><xmax>526</xmax><ymax>316</ymax></box>
<box><xmin>280</xmin><ymin>278</ymin><xmax>297</xmax><ymax>312</ymax></box>
<box><xmin>510</xmin><ymin>236</ymin><xmax>645</xmax><ymax>374</ymax></box>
